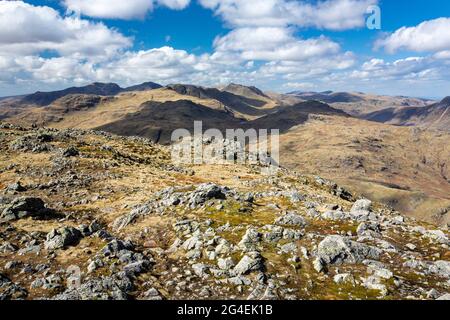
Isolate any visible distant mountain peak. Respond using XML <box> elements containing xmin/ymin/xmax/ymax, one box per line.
<box><xmin>222</xmin><ymin>83</ymin><xmax>268</xmax><ymax>98</ymax></box>
<box><xmin>123</xmin><ymin>81</ymin><xmax>162</xmax><ymax>92</ymax></box>
<box><xmin>440</xmin><ymin>96</ymin><xmax>450</xmax><ymax>105</ymax></box>
<box><xmin>19</xmin><ymin>81</ymin><xmax>161</xmax><ymax>106</ymax></box>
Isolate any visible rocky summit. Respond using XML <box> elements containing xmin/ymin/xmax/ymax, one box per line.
<box><xmin>0</xmin><ymin>123</ymin><xmax>449</xmax><ymax>300</ymax></box>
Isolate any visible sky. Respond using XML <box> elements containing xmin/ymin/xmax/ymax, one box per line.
<box><xmin>0</xmin><ymin>0</ymin><xmax>450</xmax><ymax>98</ymax></box>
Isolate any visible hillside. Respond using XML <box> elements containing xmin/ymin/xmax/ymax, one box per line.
<box><xmin>96</xmin><ymin>99</ymin><xmax>243</xmax><ymax>143</ymax></box>
<box><xmin>13</xmin><ymin>82</ymin><xmax>163</xmax><ymax>107</ymax></box>
<box><xmin>0</xmin><ymin>124</ymin><xmax>449</xmax><ymax>300</ymax></box>
<box><xmin>364</xmin><ymin>97</ymin><xmax>450</xmax><ymax>132</ymax></box>
<box><xmin>0</xmin><ymin>83</ymin><xmax>449</xmax><ymax>227</ymax></box>
<box><xmin>250</xmin><ymin>101</ymin><xmax>349</xmax><ymax>132</ymax></box>
<box><xmin>279</xmin><ymin>115</ymin><xmax>450</xmax><ymax>226</ymax></box>
<box><xmin>287</xmin><ymin>91</ymin><xmax>432</xmax><ymax>117</ymax></box>
<box><xmin>167</xmin><ymin>84</ymin><xmax>277</xmax><ymax>118</ymax></box>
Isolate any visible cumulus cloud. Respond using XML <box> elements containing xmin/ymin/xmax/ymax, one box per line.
<box><xmin>213</xmin><ymin>27</ymin><xmax>341</xmax><ymax>62</ymax></box>
<box><xmin>349</xmin><ymin>56</ymin><xmax>447</xmax><ymax>82</ymax></box>
<box><xmin>0</xmin><ymin>1</ymin><xmax>131</xmax><ymax>58</ymax></box>
<box><xmin>376</xmin><ymin>18</ymin><xmax>450</xmax><ymax>54</ymax></box>
<box><xmin>158</xmin><ymin>0</ymin><xmax>191</xmax><ymax>10</ymax></box>
<box><xmin>97</xmin><ymin>47</ymin><xmax>203</xmax><ymax>83</ymax></box>
<box><xmin>283</xmin><ymin>82</ymin><xmax>316</xmax><ymax>91</ymax></box>
<box><xmin>63</xmin><ymin>0</ymin><xmax>190</xmax><ymax>20</ymax></box>
<box><xmin>199</xmin><ymin>0</ymin><xmax>378</xmax><ymax>30</ymax></box>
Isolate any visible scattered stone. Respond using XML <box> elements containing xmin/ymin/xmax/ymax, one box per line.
<box><xmin>333</xmin><ymin>273</ymin><xmax>355</xmax><ymax>285</ymax></box>
<box><xmin>218</xmin><ymin>258</ymin><xmax>235</xmax><ymax>271</ymax></box>
<box><xmin>350</xmin><ymin>199</ymin><xmax>378</xmax><ymax>221</ymax></box>
<box><xmin>192</xmin><ymin>263</ymin><xmax>209</xmax><ymax>278</ymax></box>
<box><xmin>1</xmin><ymin>197</ymin><xmax>52</xmax><ymax>221</ymax></box>
<box><xmin>275</xmin><ymin>212</ymin><xmax>307</xmax><ymax>227</ymax></box>
<box><xmin>233</xmin><ymin>252</ymin><xmax>264</xmax><ymax>275</ymax></box>
<box><xmin>5</xmin><ymin>182</ymin><xmax>26</xmax><ymax>193</ymax></box>
<box><xmin>144</xmin><ymin>287</ymin><xmax>162</xmax><ymax>300</ymax></box>
<box><xmin>357</xmin><ymin>222</ymin><xmax>382</xmax><ymax>236</ymax></box>
<box><xmin>317</xmin><ymin>235</ymin><xmax>381</xmax><ymax>267</ymax></box>
<box><xmin>238</xmin><ymin>228</ymin><xmax>262</xmax><ymax>250</ymax></box>
<box><xmin>62</xmin><ymin>146</ymin><xmax>80</xmax><ymax>157</ymax></box>
<box><xmin>436</xmin><ymin>293</ymin><xmax>450</xmax><ymax>300</ymax></box>
<box><xmin>44</xmin><ymin>227</ymin><xmax>83</xmax><ymax>250</ymax></box>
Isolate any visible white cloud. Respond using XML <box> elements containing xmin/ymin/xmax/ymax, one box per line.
<box><xmin>376</xmin><ymin>18</ymin><xmax>450</xmax><ymax>54</ymax></box>
<box><xmin>97</xmin><ymin>47</ymin><xmax>201</xmax><ymax>83</ymax></box>
<box><xmin>158</xmin><ymin>0</ymin><xmax>191</xmax><ymax>10</ymax></box>
<box><xmin>199</xmin><ymin>0</ymin><xmax>378</xmax><ymax>30</ymax></box>
<box><xmin>349</xmin><ymin>56</ymin><xmax>447</xmax><ymax>82</ymax></box>
<box><xmin>63</xmin><ymin>0</ymin><xmax>190</xmax><ymax>20</ymax></box>
<box><xmin>0</xmin><ymin>1</ymin><xmax>131</xmax><ymax>59</ymax></box>
<box><xmin>259</xmin><ymin>51</ymin><xmax>356</xmax><ymax>79</ymax></box>
<box><xmin>284</xmin><ymin>82</ymin><xmax>316</xmax><ymax>91</ymax></box>
<box><xmin>213</xmin><ymin>27</ymin><xmax>341</xmax><ymax>62</ymax></box>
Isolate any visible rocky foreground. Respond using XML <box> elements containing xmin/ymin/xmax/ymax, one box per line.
<box><xmin>0</xmin><ymin>123</ymin><xmax>449</xmax><ymax>300</ymax></box>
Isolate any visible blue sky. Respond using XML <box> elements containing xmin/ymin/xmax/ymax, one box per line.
<box><xmin>1</xmin><ymin>0</ymin><xmax>450</xmax><ymax>98</ymax></box>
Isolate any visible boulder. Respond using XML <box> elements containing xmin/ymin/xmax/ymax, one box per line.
<box><xmin>238</xmin><ymin>228</ymin><xmax>262</xmax><ymax>250</ymax></box>
<box><xmin>233</xmin><ymin>252</ymin><xmax>264</xmax><ymax>275</ymax></box>
<box><xmin>5</xmin><ymin>182</ymin><xmax>26</xmax><ymax>193</ymax></box>
<box><xmin>437</xmin><ymin>293</ymin><xmax>450</xmax><ymax>300</ymax></box>
<box><xmin>333</xmin><ymin>273</ymin><xmax>355</xmax><ymax>285</ymax></box>
<box><xmin>44</xmin><ymin>227</ymin><xmax>83</xmax><ymax>250</ymax></box>
<box><xmin>350</xmin><ymin>199</ymin><xmax>378</xmax><ymax>221</ymax></box>
<box><xmin>1</xmin><ymin>197</ymin><xmax>50</xmax><ymax>221</ymax></box>
<box><xmin>357</xmin><ymin>222</ymin><xmax>382</xmax><ymax>236</ymax></box>
<box><xmin>428</xmin><ymin>260</ymin><xmax>450</xmax><ymax>279</ymax></box>
<box><xmin>317</xmin><ymin>235</ymin><xmax>382</xmax><ymax>266</ymax></box>
<box><xmin>218</xmin><ymin>258</ymin><xmax>235</xmax><ymax>271</ymax></box>
<box><xmin>188</xmin><ymin>183</ymin><xmax>228</xmax><ymax>207</ymax></box>
<box><xmin>192</xmin><ymin>263</ymin><xmax>209</xmax><ymax>278</ymax></box>
<box><xmin>275</xmin><ymin>212</ymin><xmax>307</xmax><ymax>227</ymax></box>
<box><xmin>62</xmin><ymin>146</ymin><xmax>79</xmax><ymax>157</ymax></box>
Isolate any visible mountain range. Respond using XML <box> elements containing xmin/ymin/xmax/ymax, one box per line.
<box><xmin>0</xmin><ymin>81</ymin><xmax>449</xmax><ymax>226</ymax></box>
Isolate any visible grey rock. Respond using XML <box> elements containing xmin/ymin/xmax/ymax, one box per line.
<box><xmin>279</xmin><ymin>242</ymin><xmax>298</xmax><ymax>254</ymax></box>
<box><xmin>352</xmin><ymin>199</ymin><xmax>372</xmax><ymax>212</ymax></box>
<box><xmin>123</xmin><ymin>260</ymin><xmax>150</xmax><ymax>276</ymax></box>
<box><xmin>275</xmin><ymin>212</ymin><xmax>307</xmax><ymax>227</ymax></box>
<box><xmin>228</xmin><ymin>276</ymin><xmax>251</xmax><ymax>286</ymax></box>
<box><xmin>425</xmin><ymin>230</ymin><xmax>449</xmax><ymax>244</ymax></box>
<box><xmin>101</xmin><ymin>239</ymin><xmax>134</xmax><ymax>257</ymax></box>
<box><xmin>144</xmin><ymin>287</ymin><xmax>162</xmax><ymax>300</ymax></box>
<box><xmin>44</xmin><ymin>227</ymin><xmax>83</xmax><ymax>250</ymax></box>
<box><xmin>233</xmin><ymin>252</ymin><xmax>264</xmax><ymax>275</ymax></box>
<box><xmin>238</xmin><ymin>228</ymin><xmax>262</xmax><ymax>250</ymax></box>
<box><xmin>428</xmin><ymin>260</ymin><xmax>450</xmax><ymax>279</ymax></box>
<box><xmin>182</xmin><ymin>236</ymin><xmax>203</xmax><ymax>251</ymax></box>
<box><xmin>437</xmin><ymin>293</ymin><xmax>450</xmax><ymax>300</ymax></box>
<box><xmin>0</xmin><ymin>242</ymin><xmax>18</xmax><ymax>253</ymax></box>
<box><xmin>322</xmin><ymin>210</ymin><xmax>346</xmax><ymax>221</ymax></box>
<box><xmin>357</xmin><ymin>222</ymin><xmax>382</xmax><ymax>236</ymax></box>
<box><xmin>5</xmin><ymin>182</ymin><xmax>26</xmax><ymax>193</ymax></box>
<box><xmin>426</xmin><ymin>289</ymin><xmax>440</xmax><ymax>299</ymax></box>
<box><xmin>192</xmin><ymin>263</ymin><xmax>209</xmax><ymax>278</ymax></box>
<box><xmin>313</xmin><ymin>257</ymin><xmax>325</xmax><ymax>273</ymax></box>
<box><xmin>1</xmin><ymin>197</ymin><xmax>51</xmax><ymax>221</ymax></box>
<box><xmin>188</xmin><ymin>183</ymin><xmax>228</xmax><ymax>207</ymax></box>
<box><xmin>363</xmin><ymin>276</ymin><xmax>387</xmax><ymax>296</ymax></box>
<box><xmin>317</xmin><ymin>235</ymin><xmax>382</xmax><ymax>266</ymax></box>
<box><xmin>333</xmin><ymin>273</ymin><xmax>355</xmax><ymax>285</ymax></box>
<box><xmin>62</xmin><ymin>146</ymin><xmax>79</xmax><ymax>157</ymax></box>
<box><xmin>350</xmin><ymin>199</ymin><xmax>378</xmax><ymax>221</ymax></box>
<box><xmin>218</xmin><ymin>258</ymin><xmax>235</xmax><ymax>271</ymax></box>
